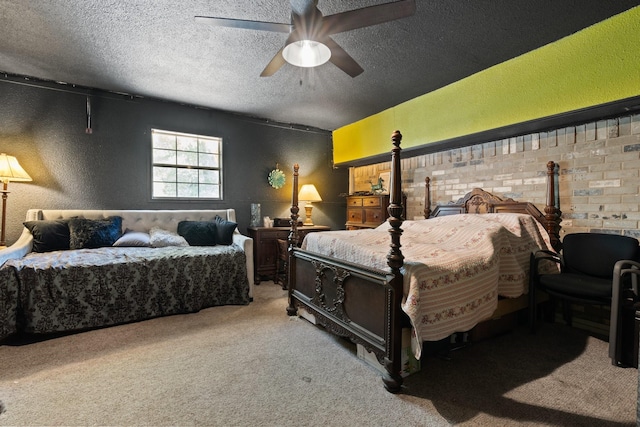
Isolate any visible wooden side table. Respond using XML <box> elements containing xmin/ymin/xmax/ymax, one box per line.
<box><xmin>247</xmin><ymin>225</ymin><xmax>330</xmax><ymax>285</ymax></box>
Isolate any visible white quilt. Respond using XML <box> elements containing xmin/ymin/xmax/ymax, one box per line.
<box><xmin>301</xmin><ymin>213</ymin><xmax>554</xmax><ymax>358</ymax></box>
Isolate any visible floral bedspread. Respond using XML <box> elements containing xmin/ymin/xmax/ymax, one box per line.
<box><xmin>0</xmin><ymin>245</ymin><xmax>250</xmax><ymax>340</ymax></box>
<box><xmin>301</xmin><ymin>213</ymin><xmax>554</xmax><ymax>358</ymax></box>
<box><xmin>0</xmin><ymin>266</ymin><xmax>18</xmax><ymax>341</ymax></box>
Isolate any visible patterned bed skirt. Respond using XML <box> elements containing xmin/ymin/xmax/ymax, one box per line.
<box><xmin>0</xmin><ymin>245</ymin><xmax>250</xmax><ymax>341</ymax></box>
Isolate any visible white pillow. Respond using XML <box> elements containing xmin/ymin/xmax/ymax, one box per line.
<box><xmin>113</xmin><ymin>230</ymin><xmax>151</xmax><ymax>247</ymax></box>
<box><xmin>149</xmin><ymin>227</ymin><xmax>189</xmax><ymax>248</ymax></box>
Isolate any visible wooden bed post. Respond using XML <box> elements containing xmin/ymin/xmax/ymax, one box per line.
<box><xmin>424</xmin><ymin>176</ymin><xmax>431</xmax><ymax>219</ymax></box>
<box><xmin>544</xmin><ymin>160</ymin><xmax>562</xmax><ymax>251</ymax></box>
<box><xmin>383</xmin><ymin>130</ymin><xmax>405</xmax><ymax>393</ymax></box>
<box><xmin>286</xmin><ymin>164</ymin><xmax>300</xmax><ymax>316</ymax></box>
<box><xmin>289</xmin><ymin>163</ymin><xmax>300</xmax><ymax>249</ymax></box>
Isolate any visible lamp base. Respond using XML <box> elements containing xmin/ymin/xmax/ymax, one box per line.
<box><xmin>303</xmin><ymin>205</ymin><xmax>314</xmax><ymax>226</ymax></box>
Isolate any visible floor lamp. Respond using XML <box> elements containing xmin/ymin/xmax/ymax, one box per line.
<box><xmin>0</xmin><ymin>153</ymin><xmax>32</xmax><ymax>247</ymax></box>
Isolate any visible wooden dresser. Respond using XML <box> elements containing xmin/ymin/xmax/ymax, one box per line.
<box><xmin>346</xmin><ymin>194</ymin><xmax>389</xmax><ymax>230</ymax></box>
<box><xmin>247</xmin><ymin>225</ymin><xmax>330</xmax><ymax>284</ymax></box>
<box><xmin>345</xmin><ymin>194</ymin><xmax>406</xmax><ymax>230</ymax></box>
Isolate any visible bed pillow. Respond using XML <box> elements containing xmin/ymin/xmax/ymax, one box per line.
<box><xmin>177</xmin><ymin>221</ymin><xmax>217</xmax><ymax>246</ymax></box>
<box><xmin>214</xmin><ymin>215</ymin><xmax>237</xmax><ymax>245</ymax></box>
<box><xmin>23</xmin><ymin>220</ymin><xmax>71</xmax><ymax>253</ymax></box>
<box><xmin>149</xmin><ymin>227</ymin><xmax>189</xmax><ymax>248</ymax></box>
<box><xmin>68</xmin><ymin>216</ymin><xmax>123</xmax><ymax>249</ymax></box>
<box><xmin>112</xmin><ymin>229</ymin><xmax>151</xmax><ymax>247</ymax></box>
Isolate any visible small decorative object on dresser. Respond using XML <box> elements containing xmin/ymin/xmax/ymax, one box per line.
<box><xmin>372</xmin><ymin>171</ymin><xmax>390</xmax><ymax>194</ymax></box>
<box><xmin>250</xmin><ymin>203</ymin><xmax>261</xmax><ymax>226</ymax></box>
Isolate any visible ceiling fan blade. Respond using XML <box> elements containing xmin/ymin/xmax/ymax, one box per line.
<box><xmin>320</xmin><ymin>0</ymin><xmax>416</xmax><ymax>35</ymax></box>
<box><xmin>195</xmin><ymin>16</ymin><xmax>291</xmax><ymax>33</ymax></box>
<box><xmin>290</xmin><ymin>0</ymin><xmax>318</xmax><ymax>16</ymax></box>
<box><xmin>260</xmin><ymin>32</ymin><xmax>300</xmax><ymax>77</ymax></box>
<box><xmin>260</xmin><ymin>47</ymin><xmax>288</xmax><ymax>77</ymax></box>
<box><xmin>323</xmin><ymin>37</ymin><xmax>364</xmax><ymax>78</ymax></box>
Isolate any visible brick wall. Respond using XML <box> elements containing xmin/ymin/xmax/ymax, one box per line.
<box><xmin>350</xmin><ymin>113</ymin><xmax>640</xmax><ymax>240</ymax></box>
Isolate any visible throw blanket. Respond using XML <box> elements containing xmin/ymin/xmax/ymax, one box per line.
<box><xmin>2</xmin><ymin>245</ymin><xmax>250</xmax><ymax>337</ymax></box>
<box><xmin>302</xmin><ymin>213</ymin><xmax>554</xmax><ymax>358</ymax></box>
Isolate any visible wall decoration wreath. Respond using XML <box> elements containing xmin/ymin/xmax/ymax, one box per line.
<box><xmin>268</xmin><ymin>165</ymin><xmax>286</xmax><ymax>189</ymax></box>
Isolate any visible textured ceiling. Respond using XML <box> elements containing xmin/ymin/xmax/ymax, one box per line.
<box><xmin>1</xmin><ymin>1</ymin><xmax>639</xmax><ymax>131</ymax></box>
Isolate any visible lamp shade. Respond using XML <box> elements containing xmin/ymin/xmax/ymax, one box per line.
<box><xmin>0</xmin><ymin>153</ymin><xmax>32</xmax><ymax>183</ymax></box>
<box><xmin>282</xmin><ymin>40</ymin><xmax>331</xmax><ymax>68</ymax></box>
<box><xmin>298</xmin><ymin>184</ymin><xmax>322</xmax><ymax>202</ymax></box>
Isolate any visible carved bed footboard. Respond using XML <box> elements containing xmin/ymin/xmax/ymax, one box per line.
<box><xmin>289</xmin><ymin>250</ymin><xmax>401</xmax><ymax>388</ymax></box>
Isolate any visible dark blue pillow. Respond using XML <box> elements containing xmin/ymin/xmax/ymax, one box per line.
<box><xmin>214</xmin><ymin>215</ymin><xmax>237</xmax><ymax>245</ymax></box>
<box><xmin>177</xmin><ymin>221</ymin><xmax>217</xmax><ymax>246</ymax></box>
<box><xmin>23</xmin><ymin>220</ymin><xmax>71</xmax><ymax>253</ymax></box>
<box><xmin>68</xmin><ymin>216</ymin><xmax>123</xmax><ymax>249</ymax></box>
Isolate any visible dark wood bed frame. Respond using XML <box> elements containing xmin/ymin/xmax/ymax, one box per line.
<box><xmin>286</xmin><ymin>130</ymin><xmax>561</xmax><ymax>393</ymax></box>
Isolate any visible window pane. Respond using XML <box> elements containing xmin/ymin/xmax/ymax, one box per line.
<box><xmin>153</xmin><ymin>149</ymin><xmax>176</xmax><ymax>165</ymax></box>
<box><xmin>177</xmin><ymin>168</ymin><xmax>199</xmax><ymax>183</ymax></box>
<box><xmin>199</xmin><ymin>153</ymin><xmax>219</xmax><ymax>168</ymax></box>
<box><xmin>153</xmin><ymin>133</ymin><xmax>176</xmax><ymax>150</ymax></box>
<box><xmin>153</xmin><ymin>166</ymin><xmax>176</xmax><ymax>182</ymax></box>
<box><xmin>177</xmin><ymin>136</ymin><xmax>198</xmax><ymax>152</ymax></box>
<box><xmin>153</xmin><ymin>182</ymin><xmax>176</xmax><ymax>198</ymax></box>
<box><xmin>200</xmin><ymin>169</ymin><xmax>219</xmax><ymax>184</ymax></box>
<box><xmin>199</xmin><ymin>139</ymin><xmax>219</xmax><ymax>154</ymax></box>
<box><xmin>177</xmin><ymin>151</ymin><xmax>198</xmax><ymax>167</ymax></box>
<box><xmin>178</xmin><ymin>183</ymin><xmax>199</xmax><ymax>198</ymax></box>
<box><xmin>199</xmin><ymin>184</ymin><xmax>220</xmax><ymax>198</ymax></box>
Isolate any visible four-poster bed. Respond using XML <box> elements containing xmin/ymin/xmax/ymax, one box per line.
<box><xmin>286</xmin><ymin>130</ymin><xmax>561</xmax><ymax>393</ymax></box>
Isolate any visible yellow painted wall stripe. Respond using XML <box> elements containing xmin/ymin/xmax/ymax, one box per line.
<box><xmin>333</xmin><ymin>6</ymin><xmax>640</xmax><ymax>164</ymax></box>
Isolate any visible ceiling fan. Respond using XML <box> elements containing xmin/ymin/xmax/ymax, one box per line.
<box><xmin>195</xmin><ymin>0</ymin><xmax>416</xmax><ymax>78</ymax></box>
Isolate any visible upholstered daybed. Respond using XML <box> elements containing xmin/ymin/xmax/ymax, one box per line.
<box><xmin>0</xmin><ymin>209</ymin><xmax>254</xmax><ymax>342</ymax></box>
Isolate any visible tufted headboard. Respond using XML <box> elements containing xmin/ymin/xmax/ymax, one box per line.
<box><xmin>26</xmin><ymin>209</ymin><xmax>239</xmax><ymax>234</ymax></box>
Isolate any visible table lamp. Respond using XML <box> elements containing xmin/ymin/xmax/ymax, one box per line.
<box><xmin>298</xmin><ymin>184</ymin><xmax>322</xmax><ymax>226</ymax></box>
<box><xmin>0</xmin><ymin>153</ymin><xmax>32</xmax><ymax>247</ymax></box>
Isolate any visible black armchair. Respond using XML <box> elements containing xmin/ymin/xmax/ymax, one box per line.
<box><xmin>609</xmin><ymin>259</ymin><xmax>640</xmax><ymax>367</ymax></box>
<box><xmin>529</xmin><ymin>233</ymin><xmax>640</xmax><ymax>335</ymax></box>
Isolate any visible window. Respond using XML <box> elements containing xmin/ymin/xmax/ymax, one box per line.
<box><xmin>151</xmin><ymin>129</ymin><xmax>222</xmax><ymax>200</ymax></box>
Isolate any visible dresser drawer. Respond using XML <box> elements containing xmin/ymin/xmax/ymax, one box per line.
<box><xmin>362</xmin><ymin>197</ymin><xmax>382</xmax><ymax>207</ymax></box>
<box><xmin>347</xmin><ymin>208</ymin><xmax>363</xmax><ymax>224</ymax></box>
<box><xmin>365</xmin><ymin>208</ymin><xmax>385</xmax><ymax>224</ymax></box>
<box><xmin>260</xmin><ymin>230</ymin><xmax>289</xmax><ymax>241</ymax></box>
<box><xmin>347</xmin><ymin>197</ymin><xmax>363</xmax><ymax>207</ymax></box>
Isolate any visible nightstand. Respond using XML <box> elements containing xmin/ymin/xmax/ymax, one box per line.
<box><xmin>247</xmin><ymin>225</ymin><xmax>330</xmax><ymax>284</ymax></box>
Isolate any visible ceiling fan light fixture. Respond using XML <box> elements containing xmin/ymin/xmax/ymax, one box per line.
<box><xmin>282</xmin><ymin>39</ymin><xmax>331</xmax><ymax>68</ymax></box>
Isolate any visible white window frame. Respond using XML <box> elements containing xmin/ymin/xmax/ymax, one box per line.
<box><xmin>151</xmin><ymin>128</ymin><xmax>223</xmax><ymax>200</ymax></box>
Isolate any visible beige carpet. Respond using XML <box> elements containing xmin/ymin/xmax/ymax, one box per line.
<box><xmin>0</xmin><ymin>282</ymin><xmax>637</xmax><ymax>426</ymax></box>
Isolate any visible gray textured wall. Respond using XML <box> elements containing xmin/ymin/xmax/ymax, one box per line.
<box><xmin>0</xmin><ymin>79</ymin><xmax>348</xmax><ymax>244</ymax></box>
